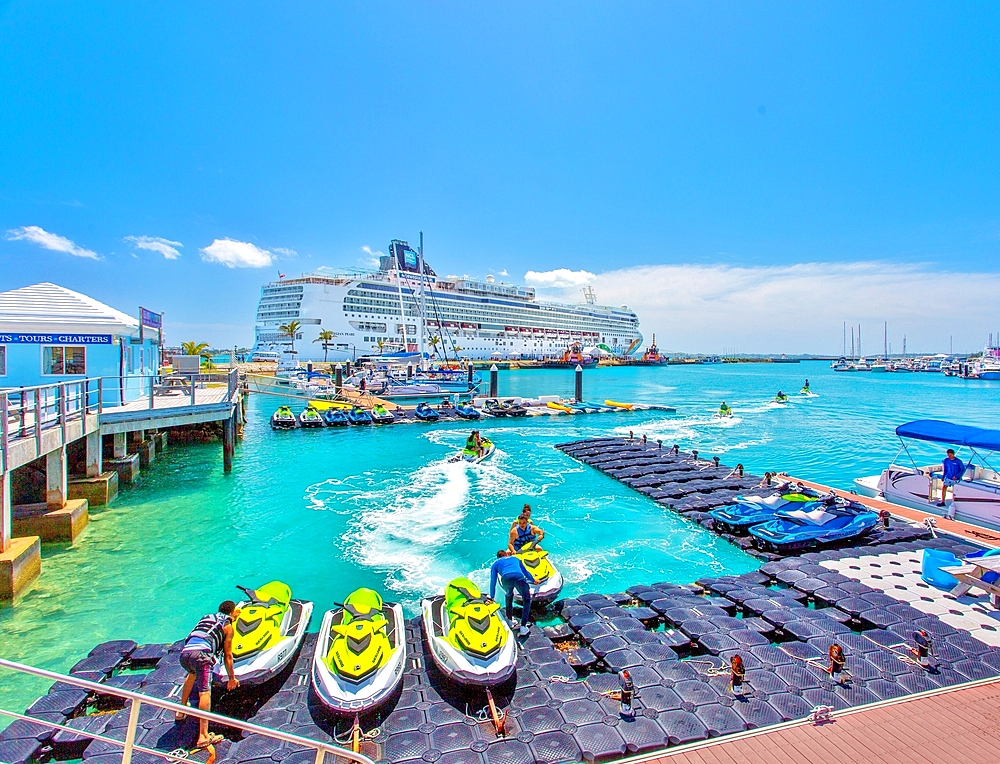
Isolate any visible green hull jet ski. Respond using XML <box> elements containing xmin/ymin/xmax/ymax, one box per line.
<box><xmin>311</xmin><ymin>588</ymin><xmax>406</xmax><ymax>714</ymax></box>
<box><xmin>421</xmin><ymin>577</ymin><xmax>516</xmax><ymax>687</ymax></box>
<box><xmin>215</xmin><ymin>581</ymin><xmax>314</xmax><ymax>687</ymax></box>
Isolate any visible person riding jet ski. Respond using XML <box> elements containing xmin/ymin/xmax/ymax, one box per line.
<box><xmin>421</xmin><ymin>577</ymin><xmax>516</xmax><ymax>687</ymax></box>
<box><xmin>774</xmin><ymin>390</ymin><xmax>789</xmax><ymax>403</ymax></box>
<box><xmin>717</xmin><ymin>402</ymin><xmax>733</xmax><ymax>417</ymax></box>
<box><xmin>508</xmin><ymin>512</ymin><xmax>544</xmax><ymax>553</ymax></box>
<box><xmin>312</xmin><ymin>588</ymin><xmax>406</xmax><ymax>714</ymax></box>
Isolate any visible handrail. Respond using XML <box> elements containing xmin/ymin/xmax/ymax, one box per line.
<box><xmin>0</xmin><ymin>657</ymin><xmax>375</xmax><ymax>764</ymax></box>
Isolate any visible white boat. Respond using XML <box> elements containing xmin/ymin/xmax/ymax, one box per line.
<box><xmin>853</xmin><ymin>420</ymin><xmax>1000</xmax><ymax>530</ymax></box>
<box><xmin>972</xmin><ymin>343</ymin><xmax>1000</xmax><ymax>380</ymax></box>
<box><xmin>251</xmin><ymin>239</ymin><xmax>642</xmax><ymax>362</ymax></box>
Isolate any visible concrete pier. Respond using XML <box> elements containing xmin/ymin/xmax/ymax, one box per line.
<box><xmin>13</xmin><ymin>499</ymin><xmax>89</xmax><ymax>543</ymax></box>
<box><xmin>0</xmin><ymin>536</ymin><xmax>40</xmax><ymax>600</ymax></box>
<box><xmin>69</xmin><ymin>472</ymin><xmax>119</xmax><ymax>506</ymax></box>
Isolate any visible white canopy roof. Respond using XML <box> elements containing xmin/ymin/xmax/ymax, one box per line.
<box><xmin>0</xmin><ymin>282</ymin><xmax>140</xmax><ymax>337</ymax></box>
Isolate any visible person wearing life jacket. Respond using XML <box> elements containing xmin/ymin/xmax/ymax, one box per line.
<box><xmin>508</xmin><ymin>510</ymin><xmax>544</xmax><ymax>553</ymax></box>
<box><xmin>178</xmin><ymin>601</ymin><xmax>239</xmax><ymax>748</ymax></box>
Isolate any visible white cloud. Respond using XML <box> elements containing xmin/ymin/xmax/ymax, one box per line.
<box><xmin>535</xmin><ymin>261</ymin><xmax>1000</xmax><ymax>354</ymax></box>
<box><xmin>5</xmin><ymin>225</ymin><xmax>100</xmax><ymax>260</ymax></box>
<box><xmin>199</xmin><ymin>238</ymin><xmax>273</xmax><ymax>268</ymax></box>
<box><xmin>359</xmin><ymin>245</ymin><xmax>383</xmax><ymax>267</ymax></box>
<box><xmin>273</xmin><ymin>247</ymin><xmax>297</xmax><ymax>258</ymax></box>
<box><xmin>525</xmin><ymin>268</ymin><xmax>596</xmax><ymax>288</ymax></box>
<box><xmin>125</xmin><ymin>235</ymin><xmax>182</xmax><ymax>260</ymax></box>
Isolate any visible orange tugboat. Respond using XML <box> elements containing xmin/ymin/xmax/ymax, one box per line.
<box><xmin>638</xmin><ymin>334</ymin><xmax>666</xmax><ymax>365</ymax></box>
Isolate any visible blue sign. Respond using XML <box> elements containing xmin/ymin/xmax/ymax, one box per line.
<box><xmin>140</xmin><ymin>307</ymin><xmax>162</xmax><ymax>329</ymax></box>
<box><xmin>0</xmin><ymin>333</ymin><xmax>112</xmax><ymax>344</ymax></box>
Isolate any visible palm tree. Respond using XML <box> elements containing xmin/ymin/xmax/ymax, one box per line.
<box><xmin>314</xmin><ymin>329</ymin><xmax>336</xmax><ymax>362</ymax></box>
<box><xmin>279</xmin><ymin>320</ymin><xmax>302</xmax><ymax>353</ymax></box>
<box><xmin>181</xmin><ymin>341</ymin><xmax>210</xmax><ymax>358</ymax></box>
<box><xmin>428</xmin><ymin>334</ymin><xmax>441</xmax><ymax>359</ymax></box>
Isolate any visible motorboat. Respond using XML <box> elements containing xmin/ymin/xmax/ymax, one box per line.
<box><xmin>455</xmin><ymin>402</ymin><xmax>481</xmax><ymax>420</ymax></box>
<box><xmin>323</xmin><ymin>408</ymin><xmax>350</xmax><ymax>426</ymax></box>
<box><xmin>749</xmin><ymin>505</ymin><xmax>879</xmax><ymax>552</ymax></box>
<box><xmin>450</xmin><ymin>437</ymin><xmax>495</xmax><ymax>464</ymax></box>
<box><xmin>299</xmin><ymin>406</ymin><xmax>325</xmax><ymax>428</ymax></box>
<box><xmin>271</xmin><ymin>406</ymin><xmax>297</xmax><ymax>430</ymax></box>
<box><xmin>346</xmin><ymin>406</ymin><xmax>373</xmax><ymax>425</ymax></box>
<box><xmin>414</xmin><ymin>402</ymin><xmax>441</xmax><ymax>421</ymax></box>
<box><xmin>370</xmin><ymin>404</ymin><xmax>395</xmax><ymax>424</ymax></box>
<box><xmin>709</xmin><ymin>488</ymin><xmax>825</xmax><ymax>534</ymax></box>
<box><xmin>512</xmin><ymin>547</ymin><xmax>564</xmax><ymax>606</ymax></box>
<box><xmin>311</xmin><ymin>588</ymin><xmax>406</xmax><ymax>715</ymax></box>
<box><xmin>853</xmin><ymin>420</ymin><xmax>1000</xmax><ymax>530</ymax></box>
<box><xmin>216</xmin><ymin>582</ymin><xmax>314</xmax><ymax>687</ymax></box>
<box><xmin>420</xmin><ymin>577</ymin><xmax>516</xmax><ymax>687</ymax></box>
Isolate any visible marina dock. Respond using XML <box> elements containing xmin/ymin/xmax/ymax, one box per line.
<box><xmin>1</xmin><ymin>370</ymin><xmax>245</xmax><ymax>600</ymax></box>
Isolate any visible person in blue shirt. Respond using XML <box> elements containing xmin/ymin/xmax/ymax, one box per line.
<box><xmin>489</xmin><ymin>550</ymin><xmax>533</xmax><ymax>636</ymax></box>
<box><xmin>939</xmin><ymin>448</ymin><xmax>965</xmax><ymax>514</ymax></box>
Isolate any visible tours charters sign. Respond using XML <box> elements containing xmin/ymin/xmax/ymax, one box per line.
<box><xmin>0</xmin><ymin>334</ymin><xmax>113</xmax><ymax>344</ymax></box>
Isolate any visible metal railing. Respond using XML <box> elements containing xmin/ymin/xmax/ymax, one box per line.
<box><xmin>101</xmin><ymin>368</ymin><xmax>240</xmax><ymax>410</ymax></box>
<box><xmin>0</xmin><ymin>658</ymin><xmax>374</xmax><ymax>764</ymax></box>
<box><xmin>1</xmin><ymin>379</ymin><xmax>102</xmax><ymax>466</ymax></box>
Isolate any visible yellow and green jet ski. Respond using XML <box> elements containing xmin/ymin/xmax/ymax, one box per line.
<box><xmin>271</xmin><ymin>406</ymin><xmax>297</xmax><ymax>430</ymax></box>
<box><xmin>716</xmin><ymin>402</ymin><xmax>733</xmax><ymax>418</ymax></box>
<box><xmin>311</xmin><ymin>588</ymin><xmax>406</xmax><ymax>715</ymax></box>
<box><xmin>774</xmin><ymin>391</ymin><xmax>789</xmax><ymax>403</ymax></box>
<box><xmin>513</xmin><ymin>545</ymin><xmax>564</xmax><ymax>606</ymax></box>
<box><xmin>421</xmin><ymin>577</ymin><xmax>516</xmax><ymax>687</ymax></box>
<box><xmin>299</xmin><ymin>405</ymin><xmax>325</xmax><ymax>428</ymax></box>
<box><xmin>450</xmin><ymin>438</ymin><xmax>495</xmax><ymax>464</ymax></box>
<box><xmin>214</xmin><ymin>581</ymin><xmax>314</xmax><ymax>687</ymax></box>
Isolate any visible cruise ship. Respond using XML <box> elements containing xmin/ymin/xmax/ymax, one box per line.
<box><xmin>251</xmin><ymin>239</ymin><xmax>642</xmax><ymax>363</ymax></box>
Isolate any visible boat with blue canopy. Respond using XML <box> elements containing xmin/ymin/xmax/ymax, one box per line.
<box><xmin>854</xmin><ymin>420</ymin><xmax>1000</xmax><ymax>530</ymax></box>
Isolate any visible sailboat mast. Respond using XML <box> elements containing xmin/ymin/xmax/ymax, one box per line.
<box><xmin>843</xmin><ymin>321</ymin><xmax>846</xmax><ymax>356</ymax></box>
<box><xmin>851</xmin><ymin>327</ymin><xmax>855</xmax><ymax>359</ymax></box>
<box><xmin>418</xmin><ymin>232</ymin><xmax>426</xmax><ymax>367</ymax></box>
<box><xmin>859</xmin><ymin>324</ymin><xmax>862</xmax><ymax>358</ymax></box>
<box><xmin>883</xmin><ymin>321</ymin><xmax>887</xmax><ymax>361</ymax></box>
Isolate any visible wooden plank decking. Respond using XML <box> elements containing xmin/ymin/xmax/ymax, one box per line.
<box><xmin>638</xmin><ymin>679</ymin><xmax>1000</xmax><ymax>764</ymax></box>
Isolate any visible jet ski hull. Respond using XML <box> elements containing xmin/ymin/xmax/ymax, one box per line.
<box><xmin>513</xmin><ymin>566</ymin><xmax>564</xmax><ymax>607</ymax></box>
<box><xmin>420</xmin><ymin>596</ymin><xmax>516</xmax><ymax>687</ymax></box>
<box><xmin>311</xmin><ymin>603</ymin><xmax>406</xmax><ymax>715</ymax></box>
<box><xmin>213</xmin><ymin>599</ymin><xmax>314</xmax><ymax>687</ymax></box>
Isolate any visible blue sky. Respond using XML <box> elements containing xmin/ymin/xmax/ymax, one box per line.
<box><xmin>1</xmin><ymin>2</ymin><xmax>999</xmax><ymax>352</ymax></box>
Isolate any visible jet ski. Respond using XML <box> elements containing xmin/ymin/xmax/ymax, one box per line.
<box><xmin>484</xmin><ymin>399</ymin><xmax>507</xmax><ymax>417</ymax></box>
<box><xmin>271</xmin><ymin>406</ymin><xmax>297</xmax><ymax>430</ymax></box>
<box><xmin>414</xmin><ymin>402</ymin><xmax>440</xmax><ymax>421</ymax></box>
<box><xmin>421</xmin><ymin>577</ymin><xmax>516</xmax><ymax>687</ymax></box>
<box><xmin>750</xmin><ymin>505</ymin><xmax>879</xmax><ymax>552</ymax></box>
<box><xmin>323</xmin><ymin>408</ymin><xmax>350</xmax><ymax>426</ymax></box>
<box><xmin>512</xmin><ymin>546</ymin><xmax>564</xmax><ymax>606</ymax></box>
<box><xmin>312</xmin><ymin>588</ymin><xmax>406</xmax><ymax>715</ymax></box>
<box><xmin>371</xmin><ymin>404</ymin><xmax>395</xmax><ymax>424</ymax></box>
<box><xmin>501</xmin><ymin>400</ymin><xmax>527</xmax><ymax>417</ymax></box>
<box><xmin>299</xmin><ymin>406</ymin><xmax>325</xmax><ymax>428</ymax></box>
<box><xmin>450</xmin><ymin>438</ymin><xmax>495</xmax><ymax>463</ymax></box>
<box><xmin>346</xmin><ymin>406</ymin><xmax>373</xmax><ymax>425</ymax></box>
<box><xmin>215</xmin><ymin>581</ymin><xmax>314</xmax><ymax>687</ymax></box>
<box><xmin>774</xmin><ymin>392</ymin><xmax>789</xmax><ymax>404</ymax></box>
<box><xmin>455</xmin><ymin>402</ymin><xmax>481</xmax><ymax>420</ymax></box>
<box><xmin>709</xmin><ymin>490</ymin><xmax>825</xmax><ymax>534</ymax></box>
<box><xmin>716</xmin><ymin>403</ymin><xmax>733</xmax><ymax>418</ymax></box>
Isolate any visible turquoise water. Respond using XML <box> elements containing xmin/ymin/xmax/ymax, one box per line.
<box><xmin>1</xmin><ymin>361</ymin><xmax>996</xmax><ymax>714</ymax></box>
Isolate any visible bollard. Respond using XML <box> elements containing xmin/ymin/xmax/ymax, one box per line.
<box><xmin>307</xmin><ymin>362</ymin><xmax>313</xmax><ymax>374</ymax></box>
<box><xmin>335</xmin><ymin>363</ymin><xmax>343</xmax><ymax>392</ymax></box>
<box><xmin>575</xmin><ymin>364</ymin><xmax>583</xmax><ymax>402</ymax></box>
<box><xmin>490</xmin><ymin>364</ymin><xmax>499</xmax><ymax>397</ymax></box>
<box><xmin>407</xmin><ymin>364</ymin><xmax>413</xmax><ymax>380</ymax></box>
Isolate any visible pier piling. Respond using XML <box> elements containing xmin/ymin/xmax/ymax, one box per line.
<box><xmin>489</xmin><ymin>364</ymin><xmax>498</xmax><ymax>397</ymax></box>
<box><xmin>335</xmin><ymin>364</ymin><xmax>343</xmax><ymax>392</ymax></box>
<box><xmin>223</xmin><ymin>411</ymin><xmax>235</xmax><ymax>473</ymax></box>
<box><xmin>575</xmin><ymin>363</ymin><xmax>583</xmax><ymax>402</ymax></box>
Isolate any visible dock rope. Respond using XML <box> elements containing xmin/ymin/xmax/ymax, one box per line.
<box><xmin>687</xmin><ymin>659</ymin><xmax>731</xmax><ymax>677</ymax></box>
<box><xmin>332</xmin><ymin>724</ymin><xmax>380</xmax><ymax>745</ymax></box>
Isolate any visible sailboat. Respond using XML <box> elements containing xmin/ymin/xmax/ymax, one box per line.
<box><xmin>870</xmin><ymin>322</ymin><xmax>889</xmax><ymax>372</ymax></box>
<box><xmin>832</xmin><ymin>321</ymin><xmax>856</xmax><ymax>371</ymax></box>
<box><xmin>894</xmin><ymin>335</ymin><xmax>913</xmax><ymax>372</ymax></box>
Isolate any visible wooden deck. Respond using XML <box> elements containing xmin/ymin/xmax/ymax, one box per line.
<box><xmin>99</xmin><ymin>383</ymin><xmax>239</xmax><ymax>434</ymax></box>
<box><xmin>788</xmin><ymin>476</ymin><xmax>1000</xmax><ymax>548</ymax></box>
<box><xmin>637</xmin><ymin>679</ymin><xmax>1000</xmax><ymax>764</ymax></box>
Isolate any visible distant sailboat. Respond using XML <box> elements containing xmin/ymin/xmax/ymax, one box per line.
<box><xmin>871</xmin><ymin>322</ymin><xmax>889</xmax><ymax>372</ymax></box>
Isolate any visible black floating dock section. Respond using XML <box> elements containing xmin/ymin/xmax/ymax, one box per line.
<box><xmin>555</xmin><ymin>437</ymin><xmax>934</xmax><ymax>561</ymax></box>
<box><xmin>5</xmin><ymin>531</ymin><xmax>999</xmax><ymax>764</ymax></box>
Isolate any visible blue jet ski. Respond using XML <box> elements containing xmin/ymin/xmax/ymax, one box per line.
<box><xmin>749</xmin><ymin>505</ymin><xmax>879</xmax><ymax>552</ymax></box>
<box><xmin>455</xmin><ymin>403</ymin><xmax>481</xmax><ymax>420</ymax></box>
<box><xmin>346</xmin><ymin>406</ymin><xmax>373</xmax><ymax>425</ymax></box>
<box><xmin>709</xmin><ymin>489</ymin><xmax>822</xmax><ymax>534</ymax></box>
<box><xmin>323</xmin><ymin>408</ymin><xmax>350</xmax><ymax>427</ymax></box>
<box><xmin>414</xmin><ymin>402</ymin><xmax>441</xmax><ymax>421</ymax></box>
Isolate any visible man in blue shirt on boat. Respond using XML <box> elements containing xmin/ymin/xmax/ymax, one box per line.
<box><xmin>938</xmin><ymin>448</ymin><xmax>965</xmax><ymax>517</ymax></box>
<box><xmin>489</xmin><ymin>550</ymin><xmax>533</xmax><ymax>636</ymax></box>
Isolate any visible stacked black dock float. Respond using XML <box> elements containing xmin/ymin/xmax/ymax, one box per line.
<box><xmin>6</xmin><ymin>530</ymin><xmax>1000</xmax><ymax>764</ymax></box>
<box><xmin>555</xmin><ymin>437</ymin><xmax>933</xmax><ymax>559</ymax></box>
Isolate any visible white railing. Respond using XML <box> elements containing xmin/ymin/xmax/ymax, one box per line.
<box><xmin>1</xmin><ymin>379</ymin><xmax>102</xmax><ymax>468</ymax></box>
<box><xmin>0</xmin><ymin>658</ymin><xmax>374</xmax><ymax>764</ymax></box>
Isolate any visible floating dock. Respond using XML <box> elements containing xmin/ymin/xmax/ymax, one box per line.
<box><xmin>5</xmin><ymin>529</ymin><xmax>1000</xmax><ymax>764</ymax></box>
<box><xmin>555</xmin><ymin>438</ymin><xmax>934</xmax><ymax>560</ymax></box>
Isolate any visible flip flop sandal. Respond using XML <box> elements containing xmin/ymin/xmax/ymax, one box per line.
<box><xmin>196</xmin><ymin>734</ymin><xmax>223</xmax><ymax>749</ymax></box>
